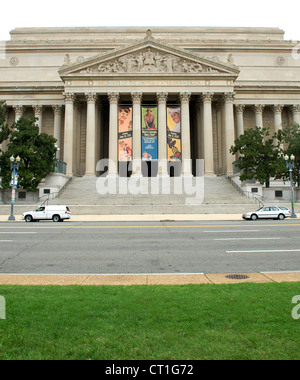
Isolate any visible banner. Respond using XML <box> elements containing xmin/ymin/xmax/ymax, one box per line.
<box><xmin>141</xmin><ymin>107</ymin><xmax>158</xmax><ymax>161</ymax></box>
<box><xmin>167</xmin><ymin>106</ymin><xmax>182</xmax><ymax>161</ymax></box>
<box><xmin>118</xmin><ymin>107</ymin><xmax>133</xmax><ymax>162</ymax></box>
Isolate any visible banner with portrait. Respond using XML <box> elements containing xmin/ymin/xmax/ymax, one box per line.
<box><xmin>118</xmin><ymin>106</ymin><xmax>133</xmax><ymax>162</ymax></box>
<box><xmin>167</xmin><ymin>106</ymin><xmax>182</xmax><ymax>161</ymax></box>
<box><xmin>141</xmin><ymin>107</ymin><xmax>158</xmax><ymax>161</ymax></box>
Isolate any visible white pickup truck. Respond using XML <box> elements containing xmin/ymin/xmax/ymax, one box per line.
<box><xmin>22</xmin><ymin>205</ymin><xmax>71</xmax><ymax>222</ymax></box>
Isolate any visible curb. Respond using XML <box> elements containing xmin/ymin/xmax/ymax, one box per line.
<box><xmin>0</xmin><ymin>214</ymin><xmax>245</xmax><ymax>222</ymax></box>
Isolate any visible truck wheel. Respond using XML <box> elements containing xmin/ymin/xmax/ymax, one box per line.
<box><xmin>52</xmin><ymin>215</ymin><xmax>61</xmax><ymax>223</ymax></box>
<box><xmin>25</xmin><ymin>215</ymin><xmax>33</xmax><ymax>223</ymax></box>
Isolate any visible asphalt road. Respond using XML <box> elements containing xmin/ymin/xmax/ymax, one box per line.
<box><xmin>0</xmin><ymin>220</ymin><xmax>300</xmax><ymax>275</ymax></box>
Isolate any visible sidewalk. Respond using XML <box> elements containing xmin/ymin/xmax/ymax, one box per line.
<box><xmin>0</xmin><ymin>272</ymin><xmax>300</xmax><ymax>285</ymax></box>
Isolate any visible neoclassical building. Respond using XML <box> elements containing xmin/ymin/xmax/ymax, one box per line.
<box><xmin>1</xmin><ymin>26</ymin><xmax>300</xmax><ymax>179</ymax></box>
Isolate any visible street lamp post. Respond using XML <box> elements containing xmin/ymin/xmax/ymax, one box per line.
<box><xmin>285</xmin><ymin>154</ymin><xmax>297</xmax><ymax>219</ymax></box>
<box><xmin>8</xmin><ymin>155</ymin><xmax>20</xmax><ymax>221</ymax></box>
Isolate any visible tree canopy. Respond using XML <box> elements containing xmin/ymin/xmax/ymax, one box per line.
<box><xmin>230</xmin><ymin>127</ymin><xmax>283</xmax><ymax>188</ymax></box>
<box><xmin>277</xmin><ymin>124</ymin><xmax>300</xmax><ymax>187</ymax></box>
<box><xmin>0</xmin><ymin>101</ymin><xmax>10</xmax><ymax>149</ymax></box>
<box><xmin>0</xmin><ymin>112</ymin><xmax>57</xmax><ymax>192</ymax></box>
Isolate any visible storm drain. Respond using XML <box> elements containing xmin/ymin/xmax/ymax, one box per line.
<box><xmin>225</xmin><ymin>274</ymin><xmax>250</xmax><ymax>280</ymax></box>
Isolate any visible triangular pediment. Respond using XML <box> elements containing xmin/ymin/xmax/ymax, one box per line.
<box><xmin>59</xmin><ymin>39</ymin><xmax>239</xmax><ymax>78</ymax></box>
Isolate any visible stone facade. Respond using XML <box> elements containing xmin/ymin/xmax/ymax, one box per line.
<box><xmin>0</xmin><ymin>26</ymin><xmax>300</xmax><ymax>178</ymax></box>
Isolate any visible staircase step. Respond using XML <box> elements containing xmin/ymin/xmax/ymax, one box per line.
<box><xmin>49</xmin><ymin>175</ymin><xmax>254</xmax><ymax>214</ymax></box>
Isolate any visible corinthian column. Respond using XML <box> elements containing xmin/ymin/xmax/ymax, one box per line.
<box><xmin>180</xmin><ymin>92</ymin><xmax>192</xmax><ymax>176</ymax></box>
<box><xmin>85</xmin><ymin>93</ymin><xmax>98</xmax><ymax>176</ymax></box>
<box><xmin>33</xmin><ymin>105</ymin><xmax>43</xmax><ymax>133</ymax></box>
<box><xmin>254</xmin><ymin>104</ymin><xmax>265</xmax><ymax>129</ymax></box>
<box><xmin>224</xmin><ymin>92</ymin><xmax>235</xmax><ymax>175</ymax></box>
<box><xmin>202</xmin><ymin>92</ymin><xmax>214</xmax><ymax>175</ymax></box>
<box><xmin>13</xmin><ymin>105</ymin><xmax>24</xmax><ymax>122</ymax></box>
<box><xmin>157</xmin><ymin>92</ymin><xmax>168</xmax><ymax>177</ymax></box>
<box><xmin>131</xmin><ymin>92</ymin><xmax>143</xmax><ymax>177</ymax></box>
<box><xmin>292</xmin><ymin>105</ymin><xmax>300</xmax><ymax>125</ymax></box>
<box><xmin>64</xmin><ymin>92</ymin><xmax>76</xmax><ymax>176</ymax></box>
<box><xmin>235</xmin><ymin>104</ymin><xmax>245</xmax><ymax>137</ymax></box>
<box><xmin>108</xmin><ymin>92</ymin><xmax>120</xmax><ymax>176</ymax></box>
<box><xmin>52</xmin><ymin>105</ymin><xmax>62</xmax><ymax>159</ymax></box>
<box><xmin>273</xmin><ymin>104</ymin><xmax>284</xmax><ymax>133</ymax></box>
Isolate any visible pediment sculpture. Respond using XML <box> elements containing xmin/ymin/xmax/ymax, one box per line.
<box><xmin>80</xmin><ymin>48</ymin><xmax>219</xmax><ymax>74</ymax></box>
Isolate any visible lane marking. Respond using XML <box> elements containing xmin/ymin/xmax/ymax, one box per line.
<box><xmin>227</xmin><ymin>249</ymin><xmax>300</xmax><ymax>253</ymax></box>
<box><xmin>0</xmin><ymin>232</ymin><xmax>37</xmax><ymax>234</ymax></box>
<box><xmin>205</xmin><ymin>230</ymin><xmax>260</xmax><ymax>233</ymax></box>
<box><xmin>215</xmin><ymin>237</ymin><xmax>280</xmax><ymax>241</ymax></box>
<box><xmin>0</xmin><ymin>223</ymin><xmax>299</xmax><ymax>230</ymax></box>
<box><xmin>0</xmin><ymin>240</ymin><xmax>13</xmax><ymax>242</ymax></box>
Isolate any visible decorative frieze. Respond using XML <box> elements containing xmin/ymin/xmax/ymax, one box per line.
<box><xmin>81</xmin><ymin>48</ymin><xmax>220</xmax><ymax>75</ymax></box>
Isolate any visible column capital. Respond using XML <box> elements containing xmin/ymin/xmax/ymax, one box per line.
<box><xmin>156</xmin><ymin>92</ymin><xmax>168</xmax><ymax>104</ymax></box>
<box><xmin>292</xmin><ymin>104</ymin><xmax>300</xmax><ymax>113</ymax></box>
<box><xmin>33</xmin><ymin>105</ymin><xmax>43</xmax><ymax>114</ymax></box>
<box><xmin>13</xmin><ymin>105</ymin><xmax>24</xmax><ymax>114</ymax></box>
<box><xmin>131</xmin><ymin>92</ymin><xmax>143</xmax><ymax>103</ymax></box>
<box><xmin>235</xmin><ymin>104</ymin><xmax>245</xmax><ymax>113</ymax></box>
<box><xmin>223</xmin><ymin>92</ymin><xmax>235</xmax><ymax>103</ymax></box>
<box><xmin>273</xmin><ymin>104</ymin><xmax>284</xmax><ymax>114</ymax></box>
<box><xmin>201</xmin><ymin>92</ymin><xmax>214</xmax><ymax>103</ymax></box>
<box><xmin>52</xmin><ymin>105</ymin><xmax>63</xmax><ymax>115</ymax></box>
<box><xmin>108</xmin><ymin>92</ymin><xmax>120</xmax><ymax>103</ymax></box>
<box><xmin>180</xmin><ymin>92</ymin><xmax>191</xmax><ymax>103</ymax></box>
<box><xmin>253</xmin><ymin>104</ymin><xmax>265</xmax><ymax>113</ymax></box>
<box><xmin>85</xmin><ymin>93</ymin><xmax>98</xmax><ymax>103</ymax></box>
<box><xmin>63</xmin><ymin>92</ymin><xmax>76</xmax><ymax>104</ymax></box>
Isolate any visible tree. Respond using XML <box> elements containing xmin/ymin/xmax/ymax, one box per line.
<box><xmin>276</xmin><ymin>124</ymin><xmax>300</xmax><ymax>187</ymax></box>
<box><xmin>0</xmin><ymin>101</ymin><xmax>10</xmax><ymax>150</ymax></box>
<box><xmin>230</xmin><ymin>127</ymin><xmax>282</xmax><ymax>188</ymax></box>
<box><xmin>0</xmin><ymin>116</ymin><xmax>57</xmax><ymax>192</ymax></box>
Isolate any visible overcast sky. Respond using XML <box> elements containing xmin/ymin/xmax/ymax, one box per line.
<box><xmin>1</xmin><ymin>0</ymin><xmax>299</xmax><ymax>41</ymax></box>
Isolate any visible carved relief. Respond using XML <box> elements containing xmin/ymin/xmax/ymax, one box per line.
<box><xmin>80</xmin><ymin>48</ymin><xmax>220</xmax><ymax>75</ymax></box>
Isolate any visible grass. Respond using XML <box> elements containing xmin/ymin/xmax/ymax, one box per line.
<box><xmin>0</xmin><ymin>282</ymin><xmax>300</xmax><ymax>360</ymax></box>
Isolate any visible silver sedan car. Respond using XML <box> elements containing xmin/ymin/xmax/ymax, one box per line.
<box><xmin>243</xmin><ymin>206</ymin><xmax>291</xmax><ymax>221</ymax></box>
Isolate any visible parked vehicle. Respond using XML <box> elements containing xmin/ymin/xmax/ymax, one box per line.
<box><xmin>22</xmin><ymin>205</ymin><xmax>71</xmax><ymax>222</ymax></box>
<box><xmin>242</xmin><ymin>206</ymin><xmax>291</xmax><ymax>221</ymax></box>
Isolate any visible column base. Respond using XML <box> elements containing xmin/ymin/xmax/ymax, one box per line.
<box><xmin>131</xmin><ymin>172</ymin><xmax>143</xmax><ymax>178</ymax></box>
<box><xmin>106</xmin><ymin>173</ymin><xmax>119</xmax><ymax>178</ymax></box>
<box><xmin>181</xmin><ymin>171</ymin><xmax>193</xmax><ymax>177</ymax></box>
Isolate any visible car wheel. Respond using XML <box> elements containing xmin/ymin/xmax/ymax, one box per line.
<box><xmin>251</xmin><ymin>214</ymin><xmax>258</xmax><ymax>221</ymax></box>
<box><xmin>25</xmin><ymin>215</ymin><xmax>33</xmax><ymax>223</ymax></box>
<box><xmin>278</xmin><ymin>214</ymin><xmax>285</xmax><ymax>220</ymax></box>
<box><xmin>53</xmin><ymin>215</ymin><xmax>61</xmax><ymax>223</ymax></box>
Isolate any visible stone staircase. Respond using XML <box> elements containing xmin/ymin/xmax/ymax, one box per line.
<box><xmin>50</xmin><ymin>175</ymin><xmax>256</xmax><ymax>215</ymax></box>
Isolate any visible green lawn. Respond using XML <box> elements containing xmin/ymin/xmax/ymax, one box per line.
<box><xmin>0</xmin><ymin>283</ymin><xmax>300</xmax><ymax>360</ymax></box>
